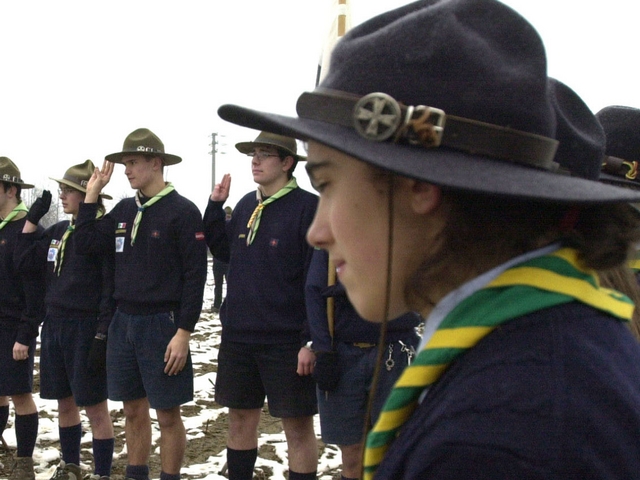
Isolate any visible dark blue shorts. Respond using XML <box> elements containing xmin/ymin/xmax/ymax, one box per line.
<box><xmin>318</xmin><ymin>337</ymin><xmax>418</xmax><ymax>445</ymax></box>
<box><xmin>39</xmin><ymin>315</ymin><xmax>107</xmax><ymax>406</ymax></box>
<box><xmin>0</xmin><ymin>321</ymin><xmax>36</xmax><ymax>396</ymax></box>
<box><xmin>215</xmin><ymin>340</ymin><xmax>317</xmax><ymax>418</ymax></box>
<box><xmin>107</xmin><ymin>310</ymin><xmax>193</xmax><ymax>410</ymax></box>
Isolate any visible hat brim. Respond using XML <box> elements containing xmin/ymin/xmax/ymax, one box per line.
<box><xmin>218</xmin><ymin>104</ymin><xmax>640</xmax><ymax>204</ymax></box>
<box><xmin>51</xmin><ymin>177</ymin><xmax>113</xmax><ymax>200</ymax></box>
<box><xmin>7</xmin><ymin>181</ymin><xmax>34</xmax><ymax>189</ymax></box>
<box><xmin>105</xmin><ymin>151</ymin><xmax>182</xmax><ymax>166</ymax></box>
<box><xmin>598</xmin><ymin>172</ymin><xmax>640</xmax><ymax>191</ymax></box>
<box><xmin>235</xmin><ymin>141</ymin><xmax>307</xmax><ymax>161</ymax></box>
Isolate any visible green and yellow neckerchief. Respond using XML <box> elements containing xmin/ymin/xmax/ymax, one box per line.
<box><xmin>0</xmin><ymin>202</ymin><xmax>28</xmax><ymax>231</ymax></box>
<box><xmin>131</xmin><ymin>183</ymin><xmax>174</xmax><ymax>246</ymax></box>
<box><xmin>363</xmin><ymin>247</ymin><xmax>633</xmax><ymax>480</ymax></box>
<box><xmin>246</xmin><ymin>177</ymin><xmax>297</xmax><ymax>246</ymax></box>
<box><xmin>55</xmin><ymin>210</ymin><xmax>104</xmax><ymax>275</ymax></box>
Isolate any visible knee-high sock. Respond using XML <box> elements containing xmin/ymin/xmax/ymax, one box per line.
<box><xmin>0</xmin><ymin>405</ymin><xmax>9</xmax><ymax>436</ymax></box>
<box><xmin>59</xmin><ymin>423</ymin><xmax>82</xmax><ymax>465</ymax></box>
<box><xmin>125</xmin><ymin>464</ymin><xmax>150</xmax><ymax>480</ymax></box>
<box><xmin>227</xmin><ymin>447</ymin><xmax>257</xmax><ymax>480</ymax></box>
<box><xmin>92</xmin><ymin>437</ymin><xmax>115</xmax><ymax>476</ymax></box>
<box><xmin>15</xmin><ymin>412</ymin><xmax>38</xmax><ymax>457</ymax></box>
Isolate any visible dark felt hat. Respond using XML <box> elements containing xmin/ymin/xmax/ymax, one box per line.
<box><xmin>0</xmin><ymin>156</ymin><xmax>34</xmax><ymax>189</ymax></box>
<box><xmin>106</xmin><ymin>128</ymin><xmax>182</xmax><ymax>166</ymax></box>
<box><xmin>548</xmin><ymin>78</ymin><xmax>605</xmax><ymax>180</ymax></box>
<box><xmin>50</xmin><ymin>159</ymin><xmax>113</xmax><ymax>200</ymax></box>
<box><xmin>217</xmin><ymin>0</ymin><xmax>640</xmax><ymax>204</ymax></box>
<box><xmin>235</xmin><ymin>131</ymin><xmax>306</xmax><ymax>161</ymax></box>
<box><xmin>596</xmin><ymin>106</ymin><xmax>640</xmax><ymax>189</ymax></box>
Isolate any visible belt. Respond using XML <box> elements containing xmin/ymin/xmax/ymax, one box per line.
<box><xmin>351</xmin><ymin>342</ymin><xmax>376</xmax><ymax>349</ymax></box>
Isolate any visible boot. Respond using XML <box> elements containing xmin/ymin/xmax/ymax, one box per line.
<box><xmin>49</xmin><ymin>460</ymin><xmax>82</xmax><ymax>480</ymax></box>
<box><xmin>9</xmin><ymin>456</ymin><xmax>35</xmax><ymax>480</ymax></box>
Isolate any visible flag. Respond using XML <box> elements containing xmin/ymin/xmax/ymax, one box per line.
<box><xmin>316</xmin><ymin>0</ymin><xmax>352</xmax><ymax>86</ymax></box>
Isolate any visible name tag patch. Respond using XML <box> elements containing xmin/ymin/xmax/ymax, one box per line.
<box><xmin>47</xmin><ymin>239</ymin><xmax>60</xmax><ymax>262</ymax></box>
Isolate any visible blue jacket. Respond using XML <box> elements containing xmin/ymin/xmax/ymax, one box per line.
<box><xmin>204</xmin><ymin>187</ymin><xmax>318</xmax><ymax>345</ymax></box>
<box><xmin>0</xmin><ymin>217</ymin><xmax>45</xmax><ymax>344</ymax></box>
<box><xmin>375</xmin><ymin>302</ymin><xmax>640</xmax><ymax>479</ymax></box>
<box><xmin>74</xmin><ymin>192</ymin><xmax>208</xmax><ymax>332</ymax></box>
<box><xmin>17</xmin><ymin>219</ymin><xmax>115</xmax><ymax>334</ymax></box>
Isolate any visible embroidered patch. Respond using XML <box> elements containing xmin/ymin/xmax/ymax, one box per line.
<box><xmin>118</xmin><ymin>222</ymin><xmax>127</xmax><ymax>229</ymax></box>
<box><xmin>47</xmin><ymin>247</ymin><xmax>58</xmax><ymax>262</ymax></box>
<box><xmin>115</xmin><ymin>237</ymin><xmax>125</xmax><ymax>252</ymax></box>
<box><xmin>270</xmin><ymin>239</ymin><xmax>279</xmax><ymax>247</ymax></box>
<box><xmin>49</xmin><ymin>239</ymin><xmax>60</xmax><ymax>246</ymax></box>
<box><xmin>195</xmin><ymin>232</ymin><xmax>205</xmax><ymax>241</ymax></box>
<box><xmin>239</xmin><ymin>234</ymin><xmax>246</xmax><ymax>239</ymax></box>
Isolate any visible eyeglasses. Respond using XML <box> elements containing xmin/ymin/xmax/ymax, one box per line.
<box><xmin>59</xmin><ymin>187</ymin><xmax>80</xmax><ymax>196</ymax></box>
<box><xmin>247</xmin><ymin>151</ymin><xmax>280</xmax><ymax>160</ymax></box>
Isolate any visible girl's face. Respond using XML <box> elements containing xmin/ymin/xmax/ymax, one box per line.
<box><xmin>58</xmin><ymin>185</ymin><xmax>85</xmax><ymax>218</ymax></box>
<box><xmin>305</xmin><ymin>141</ymin><xmax>442</xmax><ymax>322</ymax></box>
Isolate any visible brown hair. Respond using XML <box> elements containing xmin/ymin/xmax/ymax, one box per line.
<box><xmin>599</xmin><ymin>266</ymin><xmax>640</xmax><ymax>342</ymax></box>
<box><xmin>1</xmin><ymin>181</ymin><xmax>21</xmax><ymax>202</ymax></box>
<box><xmin>276</xmin><ymin>147</ymin><xmax>298</xmax><ymax>179</ymax></box>
<box><xmin>404</xmin><ymin>189</ymin><xmax>640</xmax><ymax>311</ymax></box>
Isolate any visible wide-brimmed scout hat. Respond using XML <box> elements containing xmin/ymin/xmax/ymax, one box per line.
<box><xmin>548</xmin><ymin>78</ymin><xmax>605</xmax><ymax>180</ymax></box>
<box><xmin>50</xmin><ymin>159</ymin><xmax>113</xmax><ymax>200</ymax></box>
<box><xmin>106</xmin><ymin>128</ymin><xmax>182</xmax><ymax>166</ymax></box>
<box><xmin>0</xmin><ymin>156</ymin><xmax>34</xmax><ymax>189</ymax></box>
<box><xmin>235</xmin><ymin>131</ymin><xmax>306</xmax><ymax>161</ymax></box>
<box><xmin>596</xmin><ymin>106</ymin><xmax>640</xmax><ymax>190</ymax></box>
<box><xmin>217</xmin><ymin>0</ymin><xmax>640</xmax><ymax>204</ymax></box>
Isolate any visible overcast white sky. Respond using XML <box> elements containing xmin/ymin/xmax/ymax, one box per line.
<box><xmin>0</xmin><ymin>0</ymin><xmax>638</xmax><ymax>212</ymax></box>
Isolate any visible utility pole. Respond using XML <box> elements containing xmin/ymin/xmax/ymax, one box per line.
<box><xmin>209</xmin><ymin>132</ymin><xmax>225</xmax><ymax>191</ymax></box>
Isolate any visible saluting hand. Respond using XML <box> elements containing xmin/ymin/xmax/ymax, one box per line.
<box><xmin>85</xmin><ymin>160</ymin><xmax>114</xmax><ymax>203</ymax></box>
<box><xmin>210</xmin><ymin>173</ymin><xmax>231</xmax><ymax>202</ymax></box>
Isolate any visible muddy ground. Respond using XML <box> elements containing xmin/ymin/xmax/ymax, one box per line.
<box><xmin>0</xmin><ymin>317</ymin><xmax>342</xmax><ymax>480</ymax></box>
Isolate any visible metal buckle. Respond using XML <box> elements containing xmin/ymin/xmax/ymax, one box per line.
<box><xmin>395</xmin><ymin>105</ymin><xmax>445</xmax><ymax>147</ymax></box>
<box><xmin>352</xmin><ymin>92</ymin><xmax>445</xmax><ymax>147</ymax></box>
<box><xmin>353</xmin><ymin>92</ymin><xmax>402</xmax><ymax>141</ymax></box>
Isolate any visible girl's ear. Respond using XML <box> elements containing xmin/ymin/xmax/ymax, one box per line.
<box><xmin>410</xmin><ymin>180</ymin><xmax>441</xmax><ymax>214</ymax></box>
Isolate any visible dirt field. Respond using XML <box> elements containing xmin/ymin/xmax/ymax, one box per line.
<box><xmin>0</xmin><ymin>313</ymin><xmax>342</xmax><ymax>480</ymax></box>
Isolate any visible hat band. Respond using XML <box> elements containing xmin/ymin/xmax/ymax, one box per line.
<box><xmin>296</xmin><ymin>89</ymin><xmax>560</xmax><ymax>170</ymax></box>
<box><xmin>129</xmin><ymin>145</ymin><xmax>164</xmax><ymax>154</ymax></box>
<box><xmin>1</xmin><ymin>173</ymin><xmax>24</xmax><ymax>183</ymax></box>
<box><xmin>63</xmin><ymin>174</ymin><xmax>89</xmax><ymax>188</ymax></box>
<box><xmin>602</xmin><ymin>155</ymin><xmax>639</xmax><ymax>181</ymax></box>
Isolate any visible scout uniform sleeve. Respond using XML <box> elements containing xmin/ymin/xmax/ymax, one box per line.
<box><xmin>97</xmin><ymin>230</ymin><xmax>116</xmax><ymax>336</ymax></box>
<box><xmin>14</xmin><ymin>224</ymin><xmax>47</xmax><ymax>344</ymax></box>
<box><xmin>305</xmin><ymin>248</ymin><xmax>333</xmax><ymax>352</ymax></box>
<box><xmin>299</xmin><ymin>194</ymin><xmax>319</xmax><ymax>346</ymax></box>
<box><xmin>74</xmin><ymin>202</ymin><xmax>116</xmax><ymax>255</ymax></box>
<box><xmin>175</xmin><ymin>206</ymin><xmax>208</xmax><ymax>332</ymax></box>
<box><xmin>14</xmin><ymin>226</ymin><xmax>50</xmax><ymax>274</ymax></box>
<box><xmin>203</xmin><ymin>199</ymin><xmax>230</xmax><ymax>263</ymax></box>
